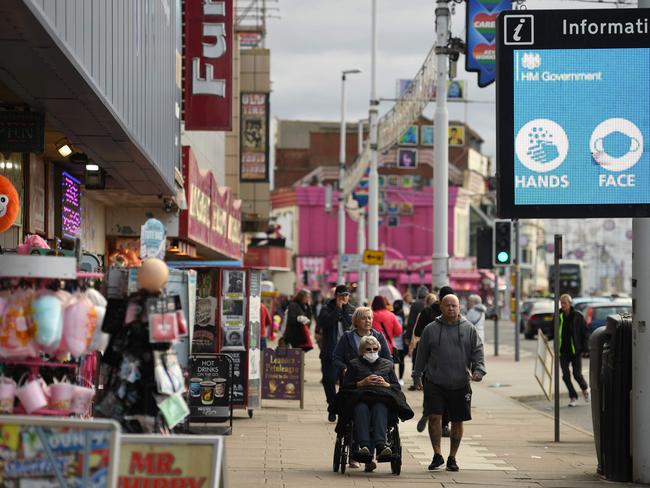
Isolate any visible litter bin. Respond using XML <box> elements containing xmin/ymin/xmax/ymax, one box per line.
<box><xmin>600</xmin><ymin>313</ymin><xmax>632</xmax><ymax>482</ymax></box>
<box><xmin>589</xmin><ymin>326</ymin><xmax>608</xmax><ymax>475</ymax></box>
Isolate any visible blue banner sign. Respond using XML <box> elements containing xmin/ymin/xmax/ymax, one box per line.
<box><xmin>467</xmin><ymin>0</ymin><xmax>512</xmax><ymax>87</ymax></box>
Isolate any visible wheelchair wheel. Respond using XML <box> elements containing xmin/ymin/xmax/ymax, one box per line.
<box><xmin>333</xmin><ymin>438</ymin><xmax>342</xmax><ymax>472</ymax></box>
<box><xmin>391</xmin><ymin>458</ymin><xmax>401</xmax><ymax>475</ymax></box>
<box><xmin>340</xmin><ymin>442</ymin><xmax>348</xmax><ymax>474</ymax></box>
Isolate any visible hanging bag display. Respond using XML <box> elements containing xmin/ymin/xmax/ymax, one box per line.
<box><xmin>0</xmin><ymin>290</ymin><xmax>38</xmax><ymax>358</ymax></box>
<box><xmin>31</xmin><ymin>292</ymin><xmax>64</xmax><ymax>349</ymax></box>
<box><xmin>70</xmin><ymin>380</ymin><xmax>95</xmax><ymax>416</ymax></box>
<box><xmin>15</xmin><ymin>374</ymin><xmax>49</xmax><ymax>414</ymax></box>
<box><xmin>48</xmin><ymin>376</ymin><xmax>74</xmax><ymax>413</ymax></box>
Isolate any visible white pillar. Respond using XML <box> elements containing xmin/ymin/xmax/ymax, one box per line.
<box><xmin>432</xmin><ymin>0</ymin><xmax>450</xmax><ymax>290</ymax></box>
<box><xmin>367</xmin><ymin>0</ymin><xmax>380</xmax><ymax>300</ymax></box>
<box><xmin>358</xmin><ymin>210</ymin><xmax>367</xmax><ymax>306</ymax></box>
<box><xmin>633</xmin><ymin>1</ymin><xmax>650</xmax><ymax>482</ymax></box>
<box><xmin>337</xmin><ymin>74</ymin><xmax>348</xmax><ymax>286</ymax></box>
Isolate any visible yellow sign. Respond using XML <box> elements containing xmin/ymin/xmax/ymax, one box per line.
<box><xmin>363</xmin><ymin>250</ymin><xmax>385</xmax><ymax>265</ymax></box>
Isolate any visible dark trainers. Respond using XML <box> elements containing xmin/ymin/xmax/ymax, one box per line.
<box><xmin>416</xmin><ymin>415</ymin><xmax>427</xmax><ymax>432</ymax></box>
<box><xmin>328</xmin><ymin>412</ymin><xmax>337</xmax><ymax>422</ymax></box>
<box><xmin>376</xmin><ymin>445</ymin><xmax>392</xmax><ymax>462</ymax></box>
<box><xmin>442</xmin><ymin>424</ymin><xmax>450</xmax><ymax>437</ymax></box>
<box><xmin>364</xmin><ymin>461</ymin><xmax>377</xmax><ymax>472</ymax></box>
<box><xmin>446</xmin><ymin>456</ymin><xmax>459</xmax><ymax>471</ymax></box>
<box><xmin>354</xmin><ymin>446</ymin><xmax>373</xmax><ymax>464</ymax></box>
<box><xmin>428</xmin><ymin>453</ymin><xmax>445</xmax><ymax>470</ymax></box>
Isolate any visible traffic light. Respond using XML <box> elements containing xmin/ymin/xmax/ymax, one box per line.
<box><xmin>476</xmin><ymin>226</ymin><xmax>493</xmax><ymax>269</ymax></box>
<box><xmin>493</xmin><ymin>220</ymin><xmax>512</xmax><ymax>266</ymax></box>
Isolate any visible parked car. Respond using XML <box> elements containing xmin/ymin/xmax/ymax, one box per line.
<box><xmin>572</xmin><ymin>296</ymin><xmax>610</xmax><ymax>314</ymax></box>
<box><xmin>524</xmin><ymin>300</ymin><xmax>555</xmax><ymax>340</ymax></box>
<box><xmin>520</xmin><ymin>298</ymin><xmax>551</xmax><ymax>333</ymax></box>
<box><xmin>583</xmin><ymin>301</ymin><xmax>632</xmax><ymax>335</ymax></box>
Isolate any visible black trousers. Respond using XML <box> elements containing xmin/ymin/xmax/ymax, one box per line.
<box><xmin>321</xmin><ymin>358</ymin><xmax>338</xmax><ymax>414</ymax></box>
<box><xmin>354</xmin><ymin>402</ymin><xmax>388</xmax><ymax>451</ymax></box>
<box><xmin>560</xmin><ymin>353</ymin><xmax>588</xmax><ymax>399</ymax></box>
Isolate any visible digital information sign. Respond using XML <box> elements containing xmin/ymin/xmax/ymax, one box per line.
<box><xmin>497</xmin><ymin>8</ymin><xmax>650</xmax><ymax>218</ymax></box>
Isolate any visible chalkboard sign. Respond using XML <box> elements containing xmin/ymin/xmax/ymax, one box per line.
<box><xmin>261</xmin><ymin>348</ymin><xmax>304</xmax><ymax>408</ymax></box>
<box><xmin>188</xmin><ymin>354</ymin><xmax>233</xmax><ymax>423</ymax></box>
<box><xmin>192</xmin><ymin>270</ymin><xmax>218</xmax><ymax>354</ymax></box>
<box><xmin>221</xmin><ymin>351</ymin><xmax>246</xmax><ymax>406</ymax></box>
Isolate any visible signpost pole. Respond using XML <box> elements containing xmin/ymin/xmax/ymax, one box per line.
<box><xmin>300</xmin><ymin>351</ymin><xmax>305</xmax><ymax>409</ymax></box>
<box><xmin>515</xmin><ymin>220</ymin><xmax>521</xmax><ymax>362</ymax></box>
<box><xmin>553</xmin><ymin>234</ymin><xmax>562</xmax><ymax>443</ymax></box>
<box><xmin>358</xmin><ymin>209</ymin><xmax>367</xmax><ymax>306</ymax></box>
<box><xmin>633</xmin><ymin>3</ymin><xmax>650</xmax><ymax>483</ymax></box>
<box><xmin>432</xmin><ymin>0</ymin><xmax>450</xmax><ymax>290</ymax></box>
<box><xmin>367</xmin><ymin>0</ymin><xmax>380</xmax><ymax>301</ymax></box>
<box><xmin>494</xmin><ymin>269</ymin><xmax>499</xmax><ymax>357</ymax></box>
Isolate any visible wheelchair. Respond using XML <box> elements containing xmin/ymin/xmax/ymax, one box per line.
<box><xmin>332</xmin><ymin>414</ymin><xmax>402</xmax><ymax>475</ymax></box>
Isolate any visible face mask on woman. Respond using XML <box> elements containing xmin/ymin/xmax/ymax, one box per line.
<box><xmin>363</xmin><ymin>351</ymin><xmax>379</xmax><ymax>363</ymax></box>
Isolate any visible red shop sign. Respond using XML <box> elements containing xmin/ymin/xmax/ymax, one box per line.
<box><xmin>184</xmin><ymin>0</ymin><xmax>233</xmax><ymax>131</ymax></box>
<box><xmin>180</xmin><ymin>147</ymin><xmax>242</xmax><ymax>260</ymax></box>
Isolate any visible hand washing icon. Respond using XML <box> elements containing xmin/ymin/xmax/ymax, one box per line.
<box><xmin>590</xmin><ymin>118</ymin><xmax>644</xmax><ymax>172</ymax></box>
<box><xmin>515</xmin><ymin>119</ymin><xmax>569</xmax><ymax>173</ymax></box>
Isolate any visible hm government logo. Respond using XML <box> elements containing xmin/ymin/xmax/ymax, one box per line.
<box><xmin>521</xmin><ymin>53</ymin><xmax>541</xmax><ymax>70</ymax></box>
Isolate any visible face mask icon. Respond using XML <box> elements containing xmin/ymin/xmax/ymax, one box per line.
<box><xmin>593</xmin><ymin>131</ymin><xmax>640</xmax><ymax>159</ymax></box>
<box><xmin>590</xmin><ymin>118</ymin><xmax>644</xmax><ymax>172</ymax></box>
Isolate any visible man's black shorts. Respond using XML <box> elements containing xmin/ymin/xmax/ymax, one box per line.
<box><xmin>423</xmin><ymin>381</ymin><xmax>472</xmax><ymax>422</ymax></box>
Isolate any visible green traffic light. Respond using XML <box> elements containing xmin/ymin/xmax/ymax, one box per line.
<box><xmin>497</xmin><ymin>251</ymin><xmax>510</xmax><ymax>263</ymax></box>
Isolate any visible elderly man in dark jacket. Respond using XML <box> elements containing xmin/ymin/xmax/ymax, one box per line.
<box><xmin>316</xmin><ymin>285</ymin><xmax>356</xmax><ymax>422</ymax></box>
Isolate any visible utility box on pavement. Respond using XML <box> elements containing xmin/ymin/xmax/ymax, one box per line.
<box><xmin>589</xmin><ymin>326</ymin><xmax>608</xmax><ymax>475</ymax></box>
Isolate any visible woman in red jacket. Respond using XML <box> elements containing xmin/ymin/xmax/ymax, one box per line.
<box><xmin>371</xmin><ymin>295</ymin><xmax>403</xmax><ymax>355</ymax></box>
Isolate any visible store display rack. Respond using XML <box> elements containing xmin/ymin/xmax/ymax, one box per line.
<box><xmin>0</xmin><ymin>254</ymin><xmax>101</xmax><ymax>416</ymax></box>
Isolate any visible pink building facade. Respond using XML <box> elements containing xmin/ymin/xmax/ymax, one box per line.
<box><xmin>274</xmin><ymin>185</ymin><xmax>486</xmax><ymax>293</ymax></box>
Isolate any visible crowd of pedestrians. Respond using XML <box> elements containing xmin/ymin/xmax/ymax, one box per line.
<box><xmin>270</xmin><ymin>283</ymin><xmax>487</xmax><ymax>473</ymax></box>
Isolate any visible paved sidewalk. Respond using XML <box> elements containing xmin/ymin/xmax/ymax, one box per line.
<box><xmin>225</xmin><ymin>344</ymin><xmax>638</xmax><ymax>487</ymax></box>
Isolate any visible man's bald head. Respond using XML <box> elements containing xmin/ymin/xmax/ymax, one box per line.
<box><xmin>440</xmin><ymin>293</ymin><xmax>460</xmax><ymax>322</ymax></box>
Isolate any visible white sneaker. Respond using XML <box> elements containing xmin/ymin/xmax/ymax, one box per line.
<box><xmin>568</xmin><ymin>398</ymin><xmax>577</xmax><ymax>407</ymax></box>
<box><xmin>583</xmin><ymin>390</ymin><xmax>590</xmax><ymax>403</ymax></box>
<box><xmin>399</xmin><ymin>379</ymin><xmax>404</xmax><ymax>386</ymax></box>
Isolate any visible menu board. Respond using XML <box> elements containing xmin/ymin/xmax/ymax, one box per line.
<box><xmin>220</xmin><ymin>270</ymin><xmax>246</xmax><ymax>352</ymax></box>
<box><xmin>221</xmin><ymin>351</ymin><xmax>246</xmax><ymax>406</ymax></box>
<box><xmin>0</xmin><ymin>416</ymin><xmax>119</xmax><ymax>487</ymax></box>
<box><xmin>193</xmin><ymin>269</ymin><xmax>218</xmax><ymax>353</ymax></box>
<box><xmin>262</xmin><ymin>349</ymin><xmax>304</xmax><ymax>405</ymax></box>
<box><xmin>188</xmin><ymin>355</ymin><xmax>233</xmax><ymax>422</ymax></box>
<box><xmin>248</xmin><ymin>270</ymin><xmax>262</xmax><ymax>409</ymax></box>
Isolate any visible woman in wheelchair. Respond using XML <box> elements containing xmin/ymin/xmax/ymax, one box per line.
<box><xmin>337</xmin><ymin>335</ymin><xmax>414</xmax><ymax>464</ymax></box>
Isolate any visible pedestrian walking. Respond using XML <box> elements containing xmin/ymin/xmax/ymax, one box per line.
<box><xmin>405</xmin><ymin>285</ymin><xmax>428</xmax><ymax>390</ymax></box>
<box><xmin>392</xmin><ymin>299</ymin><xmax>407</xmax><ymax>384</ymax></box>
<box><xmin>315</xmin><ymin>284</ymin><xmax>356</xmax><ymax>422</ymax></box>
<box><xmin>412</xmin><ymin>293</ymin><xmax>486</xmax><ymax>472</ymax></box>
<box><xmin>282</xmin><ymin>289</ymin><xmax>314</xmax><ymax>351</ymax></box>
<box><xmin>557</xmin><ymin>294</ymin><xmax>590</xmax><ymax>407</ymax></box>
<box><xmin>466</xmin><ymin>294</ymin><xmax>486</xmax><ymax>344</ymax></box>
<box><xmin>371</xmin><ymin>295</ymin><xmax>403</xmax><ymax>358</ymax></box>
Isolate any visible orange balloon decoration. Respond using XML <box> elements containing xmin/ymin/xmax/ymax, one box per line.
<box><xmin>0</xmin><ymin>175</ymin><xmax>19</xmax><ymax>232</ymax></box>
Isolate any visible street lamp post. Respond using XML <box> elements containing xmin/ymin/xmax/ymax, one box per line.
<box><xmin>338</xmin><ymin>69</ymin><xmax>362</xmax><ymax>286</ymax></box>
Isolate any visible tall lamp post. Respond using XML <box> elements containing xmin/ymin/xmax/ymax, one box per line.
<box><xmin>338</xmin><ymin>69</ymin><xmax>362</xmax><ymax>285</ymax></box>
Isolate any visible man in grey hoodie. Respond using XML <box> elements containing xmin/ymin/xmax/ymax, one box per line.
<box><xmin>412</xmin><ymin>294</ymin><xmax>486</xmax><ymax>472</ymax></box>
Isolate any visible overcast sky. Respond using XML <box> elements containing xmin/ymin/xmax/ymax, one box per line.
<box><xmin>266</xmin><ymin>0</ymin><xmax>635</xmax><ymax>159</ymax></box>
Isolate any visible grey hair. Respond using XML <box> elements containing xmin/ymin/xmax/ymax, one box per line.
<box><xmin>560</xmin><ymin>293</ymin><xmax>572</xmax><ymax>303</ymax></box>
<box><xmin>352</xmin><ymin>307</ymin><xmax>373</xmax><ymax>328</ymax></box>
<box><xmin>359</xmin><ymin>335</ymin><xmax>381</xmax><ymax>355</ymax></box>
<box><xmin>468</xmin><ymin>294</ymin><xmax>482</xmax><ymax>306</ymax></box>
